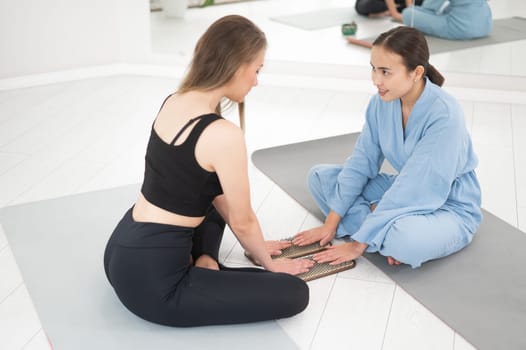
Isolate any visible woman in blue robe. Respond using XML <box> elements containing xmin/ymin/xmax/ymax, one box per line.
<box><xmin>401</xmin><ymin>0</ymin><xmax>492</xmax><ymax>40</ymax></box>
<box><xmin>293</xmin><ymin>26</ymin><xmax>482</xmax><ymax>268</ymax></box>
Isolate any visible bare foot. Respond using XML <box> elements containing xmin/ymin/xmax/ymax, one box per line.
<box><xmin>271</xmin><ymin>258</ymin><xmax>315</xmax><ymax>275</ymax></box>
<box><xmin>368</xmin><ymin>10</ymin><xmax>390</xmax><ymax>18</ymax></box>
<box><xmin>346</xmin><ymin>36</ymin><xmax>373</xmax><ymax>49</ymax></box>
<box><xmin>387</xmin><ymin>256</ymin><xmax>401</xmax><ymax>265</ymax></box>
<box><xmin>195</xmin><ymin>254</ymin><xmax>219</xmax><ymax>270</ymax></box>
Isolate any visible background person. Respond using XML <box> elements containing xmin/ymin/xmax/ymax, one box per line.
<box><xmin>402</xmin><ymin>0</ymin><xmax>492</xmax><ymax>40</ymax></box>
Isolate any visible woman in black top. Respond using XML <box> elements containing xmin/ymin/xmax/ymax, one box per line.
<box><xmin>103</xmin><ymin>15</ymin><xmax>313</xmax><ymax>327</ymax></box>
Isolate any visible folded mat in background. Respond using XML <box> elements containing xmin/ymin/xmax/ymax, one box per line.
<box><xmin>251</xmin><ymin>133</ymin><xmax>526</xmax><ymax>350</ymax></box>
<box><xmin>359</xmin><ymin>17</ymin><xmax>526</xmax><ymax>54</ymax></box>
<box><xmin>271</xmin><ymin>7</ymin><xmax>358</xmax><ymax>30</ymax></box>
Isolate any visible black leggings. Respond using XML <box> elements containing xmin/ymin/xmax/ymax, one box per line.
<box><xmin>103</xmin><ymin>207</ymin><xmax>309</xmax><ymax>327</ymax></box>
<box><xmin>355</xmin><ymin>0</ymin><xmax>422</xmax><ymax>16</ymax></box>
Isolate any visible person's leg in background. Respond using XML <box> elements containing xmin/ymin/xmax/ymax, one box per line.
<box><xmin>402</xmin><ymin>5</ymin><xmax>450</xmax><ymax>38</ymax></box>
<box><xmin>398</xmin><ymin>0</ymin><xmax>423</xmax><ymax>12</ymax></box>
<box><xmin>355</xmin><ymin>0</ymin><xmax>390</xmax><ymax>16</ymax></box>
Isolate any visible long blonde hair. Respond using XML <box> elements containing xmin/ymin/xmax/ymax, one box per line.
<box><xmin>178</xmin><ymin>15</ymin><xmax>267</xmax><ymax>115</ymax></box>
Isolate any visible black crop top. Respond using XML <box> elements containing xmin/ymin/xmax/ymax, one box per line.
<box><xmin>141</xmin><ymin>113</ymin><xmax>224</xmax><ymax>217</ymax></box>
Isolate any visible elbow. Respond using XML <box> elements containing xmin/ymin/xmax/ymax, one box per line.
<box><xmin>229</xmin><ymin>211</ymin><xmax>257</xmax><ymax>236</ymax></box>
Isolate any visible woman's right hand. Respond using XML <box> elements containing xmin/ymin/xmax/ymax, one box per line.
<box><xmin>293</xmin><ymin>225</ymin><xmax>335</xmax><ymax>247</ymax></box>
<box><xmin>269</xmin><ymin>258</ymin><xmax>315</xmax><ymax>275</ymax></box>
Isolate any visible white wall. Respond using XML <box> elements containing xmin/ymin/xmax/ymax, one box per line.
<box><xmin>0</xmin><ymin>0</ymin><xmax>151</xmax><ymax>79</ymax></box>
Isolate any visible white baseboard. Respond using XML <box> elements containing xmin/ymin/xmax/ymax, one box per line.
<box><xmin>2</xmin><ymin>60</ymin><xmax>525</xmax><ymax>105</ymax></box>
<box><xmin>0</xmin><ymin>63</ymin><xmax>186</xmax><ymax>91</ymax></box>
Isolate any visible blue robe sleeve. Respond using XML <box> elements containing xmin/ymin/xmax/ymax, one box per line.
<box><xmin>327</xmin><ymin>97</ymin><xmax>385</xmax><ymax>217</ymax></box>
<box><xmin>353</xmin><ymin>98</ymin><xmax>466</xmax><ymax>251</ymax></box>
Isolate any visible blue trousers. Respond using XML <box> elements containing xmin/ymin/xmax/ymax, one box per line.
<box><xmin>402</xmin><ymin>0</ymin><xmax>492</xmax><ymax>40</ymax></box>
<box><xmin>308</xmin><ymin>164</ymin><xmax>474</xmax><ymax>268</ymax></box>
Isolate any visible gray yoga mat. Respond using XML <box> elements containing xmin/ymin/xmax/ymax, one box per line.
<box><xmin>251</xmin><ymin>133</ymin><xmax>526</xmax><ymax>350</ymax></box>
<box><xmin>0</xmin><ymin>185</ymin><xmax>299</xmax><ymax>350</ymax></box>
<box><xmin>360</xmin><ymin>17</ymin><xmax>526</xmax><ymax>54</ymax></box>
<box><xmin>271</xmin><ymin>7</ymin><xmax>358</xmax><ymax>30</ymax></box>
<box><xmin>273</xmin><ymin>8</ymin><xmax>526</xmax><ymax>54</ymax></box>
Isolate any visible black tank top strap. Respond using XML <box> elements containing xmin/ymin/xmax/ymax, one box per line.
<box><xmin>141</xmin><ymin>111</ymin><xmax>224</xmax><ymax>216</ymax></box>
<box><xmin>151</xmin><ymin>94</ymin><xmax>175</xmax><ymax>129</ymax></box>
<box><xmin>170</xmin><ymin>115</ymin><xmax>208</xmax><ymax>145</ymax></box>
<box><xmin>175</xmin><ymin>114</ymin><xmax>222</xmax><ymax>146</ymax></box>
<box><xmin>158</xmin><ymin>94</ymin><xmax>174</xmax><ymax>114</ymax></box>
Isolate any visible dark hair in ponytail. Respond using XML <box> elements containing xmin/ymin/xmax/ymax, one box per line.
<box><xmin>373</xmin><ymin>26</ymin><xmax>445</xmax><ymax>86</ymax></box>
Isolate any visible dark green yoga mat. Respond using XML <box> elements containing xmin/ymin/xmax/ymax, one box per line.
<box><xmin>251</xmin><ymin>133</ymin><xmax>526</xmax><ymax>350</ymax></box>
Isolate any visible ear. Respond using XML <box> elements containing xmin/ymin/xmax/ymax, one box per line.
<box><xmin>414</xmin><ymin>65</ymin><xmax>425</xmax><ymax>80</ymax></box>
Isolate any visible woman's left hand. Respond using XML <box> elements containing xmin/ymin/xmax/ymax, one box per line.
<box><xmin>313</xmin><ymin>242</ymin><xmax>368</xmax><ymax>265</ymax></box>
<box><xmin>265</xmin><ymin>240</ymin><xmax>292</xmax><ymax>256</ymax></box>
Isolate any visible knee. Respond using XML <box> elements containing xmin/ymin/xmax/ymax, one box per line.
<box><xmin>307</xmin><ymin>165</ymin><xmax>323</xmax><ymax>182</ymax></box>
<box><xmin>292</xmin><ymin>277</ymin><xmax>310</xmax><ymax>314</ymax></box>
<box><xmin>307</xmin><ymin>164</ymin><xmax>338</xmax><ymax>187</ymax></box>
<box><xmin>355</xmin><ymin>2</ymin><xmax>368</xmax><ymax>16</ymax></box>
<box><xmin>281</xmin><ymin>275</ymin><xmax>309</xmax><ymax>315</ymax></box>
<box><xmin>307</xmin><ymin>165</ymin><xmax>323</xmax><ymax>193</ymax></box>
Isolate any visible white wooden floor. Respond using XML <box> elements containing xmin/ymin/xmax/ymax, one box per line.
<box><xmin>1</xmin><ymin>1</ymin><xmax>526</xmax><ymax>349</ymax></box>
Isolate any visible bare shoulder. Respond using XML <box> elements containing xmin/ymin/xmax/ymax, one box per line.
<box><xmin>202</xmin><ymin>118</ymin><xmax>245</xmax><ymax>146</ymax></box>
<box><xmin>195</xmin><ymin>118</ymin><xmax>246</xmax><ymax>171</ymax></box>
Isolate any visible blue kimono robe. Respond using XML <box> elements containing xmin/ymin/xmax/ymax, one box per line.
<box><xmin>401</xmin><ymin>0</ymin><xmax>492</xmax><ymax>40</ymax></box>
<box><xmin>307</xmin><ymin>78</ymin><xmax>482</xmax><ymax>267</ymax></box>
